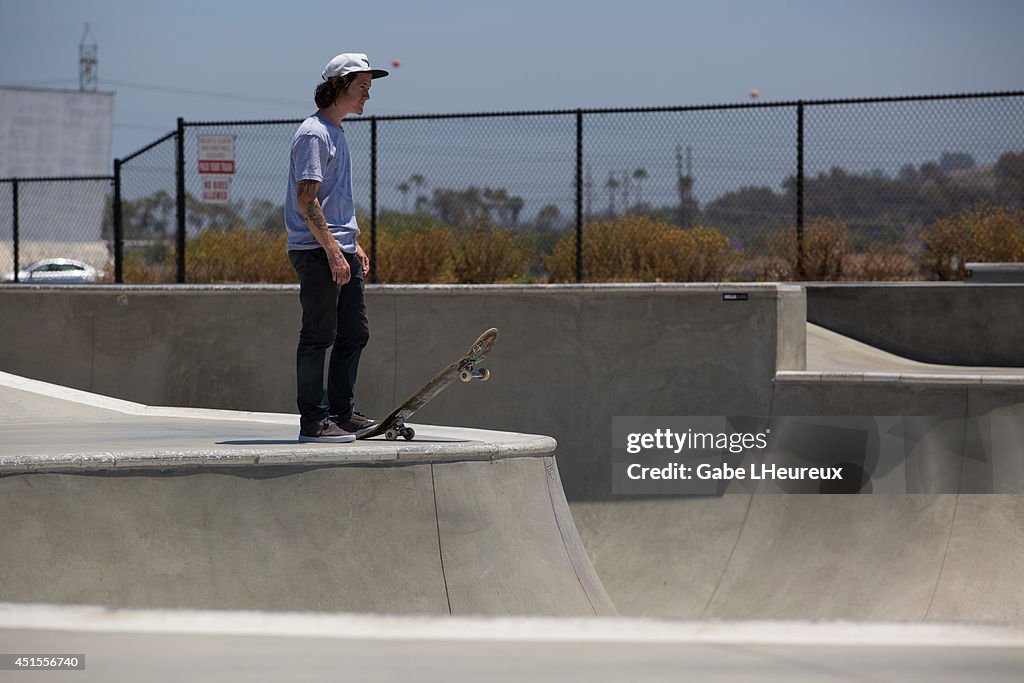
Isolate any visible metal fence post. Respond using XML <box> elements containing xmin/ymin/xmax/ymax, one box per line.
<box><xmin>175</xmin><ymin>117</ymin><xmax>187</xmax><ymax>284</ymax></box>
<box><xmin>113</xmin><ymin>159</ymin><xmax>124</xmax><ymax>283</ymax></box>
<box><xmin>575</xmin><ymin>109</ymin><xmax>584</xmax><ymax>284</ymax></box>
<box><xmin>11</xmin><ymin>179</ymin><xmax>19</xmax><ymax>282</ymax></box>
<box><xmin>370</xmin><ymin>117</ymin><xmax>378</xmax><ymax>284</ymax></box>
<box><xmin>796</xmin><ymin>101</ymin><xmax>805</xmax><ymax>280</ymax></box>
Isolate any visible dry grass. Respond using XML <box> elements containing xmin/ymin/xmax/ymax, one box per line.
<box><xmin>374</xmin><ymin>224</ymin><xmax>531</xmax><ymax>284</ymax></box>
<box><xmin>546</xmin><ymin>216</ymin><xmax>736</xmax><ymax>282</ymax></box>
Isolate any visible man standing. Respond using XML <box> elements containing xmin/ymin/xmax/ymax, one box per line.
<box><xmin>286</xmin><ymin>53</ymin><xmax>388</xmax><ymax>442</ymax></box>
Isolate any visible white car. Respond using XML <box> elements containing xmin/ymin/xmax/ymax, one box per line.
<box><xmin>3</xmin><ymin>258</ymin><xmax>105</xmax><ymax>284</ymax></box>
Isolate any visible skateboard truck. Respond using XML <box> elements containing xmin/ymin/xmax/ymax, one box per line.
<box><xmin>459</xmin><ymin>366</ymin><xmax>491</xmax><ymax>383</ymax></box>
<box><xmin>385</xmin><ymin>423</ymin><xmax>416</xmax><ymax>441</ymax></box>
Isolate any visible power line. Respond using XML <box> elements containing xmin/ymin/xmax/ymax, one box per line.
<box><xmin>2</xmin><ymin>78</ymin><xmax>304</xmax><ymax>107</ymax></box>
<box><xmin>2</xmin><ymin>78</ymin><xmax>428</xmax><ymax>115</ymax></box>
<box><xmin>102</xmin><ymin>80</ymin><xmax>305</xmax><ymax>107</ymax></box>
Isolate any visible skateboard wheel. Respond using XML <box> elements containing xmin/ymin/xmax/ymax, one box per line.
<box><xmin>460</xmin><ymin>370</ymin><xmax>472</xmax><ymax>383</ymax></box>
<box><xmin>402</xmin><ymin>428</ymin><xmax>415</xmax><ymax>441</ymax></box>
<box><xmin>478</xmin><ymin>368</ymin><xmax>491</xmax><ymax>381</ymax></box>
<box><xmin>385</xmin><ymin>428</ymin><xmax>399</xmax><ymax>441</ymax></box>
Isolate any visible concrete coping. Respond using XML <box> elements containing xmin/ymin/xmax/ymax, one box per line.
<box><xmin>0</xmin><ymin>372</ymin><xmax>557</xmax><ymax>474</ymax></box>
<box><xmin>806</xmin><ymin>281</ymin><xmax>1024</xmax><ymax>288</ymax></box>
<box><xmin>965</xmin><ymin>262</ymin><xmax>1024</xmax><ymax>272</ymax></box>
<box><xmin>776</xmin><ymin>370</ymin><xmax>1024</xmax><ymax>387</ymax></box>
<box><xmin>0</xmin><ymin>282</ymin><xmax>803</xmax><ymax>295</ymax></box>
<box><xmin>0</xmin><ymin>427</ymin><xmax>559</xmax><ymax>475</ymax></box>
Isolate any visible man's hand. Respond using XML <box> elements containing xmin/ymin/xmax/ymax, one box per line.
<box><xmin>355</xmin><ymin>243</ymin><xmax>371</xmax><ymax>277</ymax></box>
<box><xmin>327</xmin><ymin>248</ymin><xmax>351</xmax><ymax>285</ymax></box>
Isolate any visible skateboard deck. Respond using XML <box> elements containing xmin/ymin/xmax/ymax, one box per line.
<box><xmin>359</xmin><ymin>328</ymin><xmax>498</xmax><ymax>440</ymax></box>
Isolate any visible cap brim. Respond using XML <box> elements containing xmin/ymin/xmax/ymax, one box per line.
<box><xmin>322</xmin><ymin>68</ymin><xmax>391</xmax><ymax>81</ymax></box>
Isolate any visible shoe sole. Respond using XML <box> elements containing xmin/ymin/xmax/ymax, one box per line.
<box><xmin>298</xmin><ymin>434</ymin><xmax>356</xmax><ymax>443</ymax></box>
<box><xmin>353</xmin><ymin>424</ymin><xmax>377</xmax><ymax>438</ymax></box>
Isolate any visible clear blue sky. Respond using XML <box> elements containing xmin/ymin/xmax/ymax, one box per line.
<box><xmin>1</xmin><ymin>0</ymin><xmax>1021</xmax><ymax>160</ymax></box>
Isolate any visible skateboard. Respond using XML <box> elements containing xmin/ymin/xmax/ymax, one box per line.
<box><xmin>359</xmin><ymin>328</ymin><xmax>498</xmax><ymax>441</ymax></box>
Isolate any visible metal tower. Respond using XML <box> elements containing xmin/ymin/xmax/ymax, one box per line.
<box><xmin>80</xmin><ymin>23</ymin><xmax>98</xmax><ymax>91</ymax></box>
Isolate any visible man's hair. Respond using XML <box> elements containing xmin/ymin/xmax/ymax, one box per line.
<box><xmin>314</xmin><ymin>73</ymin><xmax>358</xmax><ymax>109</ymax></box>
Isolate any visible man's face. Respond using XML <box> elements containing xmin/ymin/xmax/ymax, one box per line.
<box><xmin>336</xmin><ymin>73</ymin><xmax>373</xmax><ymax>116</ymax></box>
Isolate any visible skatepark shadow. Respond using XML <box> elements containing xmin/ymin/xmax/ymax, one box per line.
<box><xmin>216</xmin><ymin>440</ymin><xmax>307</xmax><ymax>446</ymax></box>
<box><xmin>215</xmin><ymin>439</ymin><xmax>474</xmax><ymax>446</ymax></box>
<box><xmin>361</xmin><ymin>438</ymin><xmax>473</xmax><ymax>444</ymax></box>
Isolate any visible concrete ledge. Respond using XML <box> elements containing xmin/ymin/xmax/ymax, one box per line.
<box><xmin>0</xmin><ymin>282</ymin><xmax>799</xmax><ymax>294</ymax></box>
<box><xmin>0</xmin><ymin>430</ymin><xmax>557</xmax><ymax>474</ymax></box>
<box><xmin>0</xmin><ymin>371</ymin><xmax>556</xmax><ymax>474</ymax></box>
<box><xmin>965</xmin><ymin>263</ymin><xmax>1024</xmax><ymax>283</ymax></box>
<box><xmin>776</xmin><ymin>371</ymin><xmax>1024</xmax><ymax>387</ymax></box>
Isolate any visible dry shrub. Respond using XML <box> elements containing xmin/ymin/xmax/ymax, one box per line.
<box><xmin>374</xmin><ymin>226</ymin><xmax>457</xmax><ymax>283</ymax></box>
<box><xmin>849</xmin><ymin>243</ymin><xmax>919</xmax><ymax>281</ymax></box>
<box><xmin>186</xmin><ymin>228</ymin><xmax>294</xmax><ymax>283</ymax></box>
<box><xmin>920</xmin><ymin>205</ymin><xmax>1024</xmax><ymax>280</ymax></box>
<box><xmin>454</xmin><ymin>227</ymin><xmax>531</xmax><ymax>283</ymax></box>
<box><xmin>123</xmin><ymin>228</ymin><xmax>295</xmax><ymax>284</ymax></box>
<box><xmin>374</xmin><ymin>222</ymin><xmax>533</xmax><ymax>284</ymax></box>
<box><xmin>123</xmin><ymin>245</ymin><xmax>176</xmax><ymax>284</ymax></box>
<box><xmin>764</xmin><ymin>217</ymin><xmax>848</xmax><ymax>281</ymax></box>
<box><xmin>546</xmin><ymin>216</ymin><xmax>735</xmax><ymax>282</ymax></box>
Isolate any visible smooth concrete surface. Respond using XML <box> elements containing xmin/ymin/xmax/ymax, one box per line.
<box><xmin>572</xmin><ymin>494</ymin><xmax>1024</xmax><ymax>621</ymax></box>
<box><xmin>2</xmin><ymin>605</ymin><xmax>1023</xmax><ymax>683</ymax></box>
<box><xmin>0</xmin><ymin>283</ymin><xmax>806</xmax><ymax>500</ymax></box>
<box><xmin>806</xmin><ymin>283</ymin><xmax>1024</xmax><ymax>367</ymax></box>
<box><xmin>569</xmin><ymin>322</ymin><xmax>1024</xmax><ymax>620</ymax></box>
<box><xmin>0</xmin><ymin>374</ymin><xmax>613</xmax><ymax>618</ymax></box>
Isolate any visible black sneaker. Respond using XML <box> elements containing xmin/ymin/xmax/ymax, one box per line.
<box><xmin>332</xmin><ymin>411</ymin><xmax>378</xmax><ymax>438</ymax></box>
<box><xmin>299</xmin><ymin>417</ymin><xmax>356</xmax><ymax>443</ymax></box>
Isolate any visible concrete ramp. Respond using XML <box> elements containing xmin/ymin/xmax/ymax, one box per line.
<box><xmin>1</xmin><ymin>458</ymin><xmax>613</xmax><ymax>617</ymax></box>
<box><xmin>0</xmin><ymin>374</ymin><xmax>614</xmax><ymax>618</ymax></box>
<box><xmin>572</xmin><ymin>325</ymin><xmax>1024</xmax><ymax>621</ymax></box>
<box><xmin>574</xmin><ymin>494</ymin><xmax>1024</xmax><ymax>622</ymax></box>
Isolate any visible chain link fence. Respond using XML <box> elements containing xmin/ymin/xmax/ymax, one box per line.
<box><xmin>116</xmin><ymin>131</ymin><xmax>179</xmax><ymax>283</ymax></box>
<box><xmin>374</xmin><ymin>113</ymin><xmax>576</xmax><ymax>283</ymax></box>
<box><xmin>798</xmin><ymin>95</ymin><xmax>1024</xmax><ymax>280</ymax></box>
<box><xmin>0</xmin><ymin>176</ymin><xmax>114</xmax><ymax>283</ymax></box>
<box><xmin>5</xmin><ymin>91</ymin><xmax>1023</xmax><ymax>285</ymax></box>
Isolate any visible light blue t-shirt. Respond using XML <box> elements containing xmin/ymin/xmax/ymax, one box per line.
<box><xmin>285</xmin><ymin>113</ymin><xmax>360</xmax><ymax>253</ymax></box>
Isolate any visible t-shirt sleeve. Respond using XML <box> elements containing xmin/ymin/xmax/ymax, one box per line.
<box><xmin>291</xmin><ymin>132</ymin><xmax>328</xmax><ymax>183</ymax></box>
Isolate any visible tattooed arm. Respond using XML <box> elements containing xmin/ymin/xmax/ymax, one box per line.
<box><xmin>296</xmin><ymin>179</ymin><xmax>351</xmax><ymax>285</ymax></box>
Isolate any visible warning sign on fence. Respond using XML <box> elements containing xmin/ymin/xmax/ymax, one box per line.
<box><xmin>198</xmin><ymin>134</ymin><xmax>236</xmax><ymax>203</ymax></box>
<box><xmin>202</xmin><ymin>177</ymin><xmax>231</xmax><ymax>203</ymax></box>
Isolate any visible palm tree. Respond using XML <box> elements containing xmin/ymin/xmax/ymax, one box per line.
<box><xmin>606</xmin><ymin>173</ymin><xmax>619</xmax><ymax>216</ymax></box>
<box><xmin>409</xmin><ymin>174</ymin><xmax>428</xmax><ymax>214</ymax></box>
<box><xmin>397</xmin><ymin>182</ymin><xmax>410</xmax><ymax>212</ymax></box>
<box><xmin>632</xmin><ymin>167</ymin><xmax>648</xmax><ymax>207</ymax></box>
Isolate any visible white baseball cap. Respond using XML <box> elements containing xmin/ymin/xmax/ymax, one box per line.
<box><xmin>321</xmin><ymin>53</ymin><xmax>389</xmax><ymax>81</ymax></box>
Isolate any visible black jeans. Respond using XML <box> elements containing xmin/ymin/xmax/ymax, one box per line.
<box><xmin>288</xmin><ymin>248</ymin><xmax>368</xmax><ymax>429</ymax></box>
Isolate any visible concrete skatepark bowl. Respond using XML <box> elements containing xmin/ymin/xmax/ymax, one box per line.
<box><xmin>0</xmin><ymin>283</ymin><xmax>1022</xmax><ymax>681</ymax></box>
